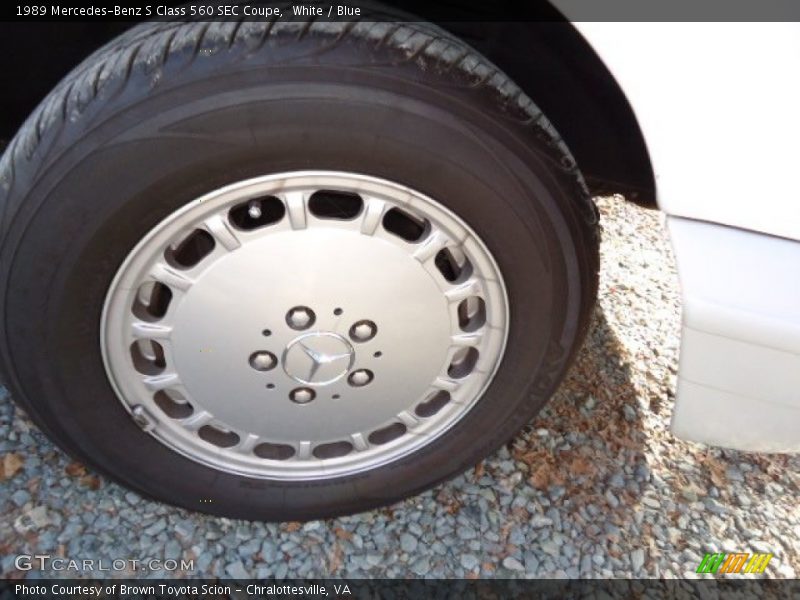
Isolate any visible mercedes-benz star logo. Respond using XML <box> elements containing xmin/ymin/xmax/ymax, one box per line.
<box><xmin>282</xmin><ymin>332</ymin><xmax>355</xmax><ymax>385</ymax></box>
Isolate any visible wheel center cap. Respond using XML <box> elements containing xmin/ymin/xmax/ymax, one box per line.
<box><xmin>282</xmin><ymin>332</ymin><xmax>355</xmax><ymax>386</ymax></box>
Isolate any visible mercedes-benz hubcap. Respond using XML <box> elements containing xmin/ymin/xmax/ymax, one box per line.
<box><xmin>282</xmin><ymin>332</ymin><xmax>355</xmax><ymax>386</ymax></box>
<box><xmin>101</xmin><ymin>172</ymin><xmax>509</xmax><ymax>480</ymax></box>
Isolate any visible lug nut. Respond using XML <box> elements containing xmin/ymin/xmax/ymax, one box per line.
<box><xmin>286</xmin><ymin>306</ymin><xmax>316</xmax><ymax>330</ymax></box>
<box><xmin>349</xmin><ymin>320</ymin><xmax>377</xmax><ymax>343</ymax></box>
<box><xmin>290</xmin><ymin>387</ymin><xmax>316</xmax><ymax>404</ymax></box>
<box><xmin>348</xmin><ymin>369</ymin><xmax>374</xmax><ymax>387</ymax></box>
<box><xmin>249</xmin><ymin>351</ymin><xmax>277</xmax><ymax>371</ymax></box>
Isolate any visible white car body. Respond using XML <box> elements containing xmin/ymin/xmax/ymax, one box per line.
<box><xmin>566</xmin><ymin>22</ymin><xmax>800</xmax><ymax>451</ymax></box>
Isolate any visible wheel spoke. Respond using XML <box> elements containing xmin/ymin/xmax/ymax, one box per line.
<box><xmin>412</xmin><ymin>229</ymin><xmax>449</xmax><ymax>263</ymax></box>
<box><xmin>450</xmin><ymin>332</ymin><xmax>483</xmax><ymax>348</ymax></box>
<box><xmin>203</xmin><ymin>214</ymin><xmax>241</xmax><ymax>251</ymax></box>
<box><xmin>433</xmin><ymin>376</ymin><xmax>461</xmax><ymax>392</ymax></box>
<box><xmin>444</xmin><ymin>278</ymin><xmax>481</xmax><ymax>304</ymax></box>
<box><xmin>359</xmin><ymin>196</ymin><xmax>389</xmax><ymax>235</ymax></box>
<box><xmin>142</xmin><ymin>372</ymin><xmax>181</xmax><ymax>392</ymax></box>
<box><xmin>149</xmin><ymin>262</ymin><xmax>193</xmax><ymax>292</ymax></box>
<box><xmin>131</xmin><ymin>321</ymin><xmax>173</xmax><ymax>340</ymax></box>
<box><xmin>350</xmin><ymin>432</ymin><xmax>369</xmax><ymax>451</ymax></box>
<box><xmin>397</xmin><ymin>410</ymin><xmax>421</xmax><ymax>430</ymax></box>
<box><xmin>234</xmin><ymin>433</ymin><xmax>260</xmax><ymax>454</ymax></box>
<box><xmin>282</xmin><ymin>190</ymin><xmax>308</xmax><ymax>230</ymax></box>
<box><xmin>296</xmin><ymin>441</ymin><xmax>313</xmax><ymax>460</ymax></box>
<box><xmin>179</xmin><ymin>410</ymin><xmax>213</xmax><ymax>432</ymax></box>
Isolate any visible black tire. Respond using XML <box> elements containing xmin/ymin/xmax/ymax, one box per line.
<box><xmin>0</xmin><ymin>19</ymin><xmax>599</xmax><ymax>520</ymax></box>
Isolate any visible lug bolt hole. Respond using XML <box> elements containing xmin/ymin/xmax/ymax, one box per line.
<box><xmin>349</xmin><ymin>320</ymin><xmax>377</xmax><ymax>343</ymax></box>
<box><xmin>286</xmin><ymin>306</ymin><xmax>316</xmax><ymax>330</ymax></box>
<box><xmin>332</xmin><ymin>394</ymin><xmax>341</xmax><ymax>400</ymax></box>
<box><xmin>249</xmin><ymin>351</ymin><xmax>277</xmax><ymax>371</ymax></box>
<box><xmin>266</xmin><ymin>383</ymin><xmax>275</xmax><ymax>390</ymax></box>
<box><xmin>290</xmin><ymin>387</ymin><xmax>316</xmax><ymax>404</ymax></box>
<box><xmin>373</xmin><ymin>351</ymin><xmax>382</xmax><ymax>358</ymax></box>
<box><xmin>262</xmin><ymin>329</ymin><xmax>272</xmax><ymax>337</ymax></box>
<box><xmin>333</xmin><ymin>307</ymin><xmax>343</xmax><ymax>316</ymax></box>
<box><xmin>348</xmin><ymin>369</ymin><xmax>374</xmax><ymax>387</ymax></box>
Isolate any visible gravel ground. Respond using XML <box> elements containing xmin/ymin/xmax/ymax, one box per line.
<box><xmin>1</xmin><ymin>195</ymin><xmax>799</xmax><ymax>580</ymax></box>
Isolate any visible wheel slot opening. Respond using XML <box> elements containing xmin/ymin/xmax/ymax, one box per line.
<box><xmin>130</xmin><ymin>339</ymin><xmax>167</xmax><ymax>375</ymax></box>
<box><xmin>435</xmin><ymin>247</ymin><xmax>471</xmax><ymax>282</ymax></box>
<box><xmin>164</xmin><ymin>229</ymin><xmax>215</xmax><ymax>269</ymax></box>
<box><xmin>132</xmin><ymin>281</ymin><xmax>173</xmax><ymax>322</ymax></box>
<box><xmin>457</xmin><ymin>297</ymin><xmax>486</xmax><ymax>332</ymax></box>
<box><xmin>308</xmin><ymin>190</ymin><xmax>363</xmax><ymax>220</ymax></box>
<box><xmin>382</xmin><ymin>207</ymin><xmax>429</xmax><ymax>242</ymax></box>
<box><xmin>153</xmin><ymin>389</ymin><xmax>193</xmax><ymax>419</ymax></box>
<box><xmin>368</xmin><ymin>422</ymin><xmax>407</xmax><ymax>445</ymax></box>
<box><xmin>447</xmin><ymin>347</ymin><xmax>479</xmax><ymax>379</ymax></box>
<box><xmin>415</xmin><ymin>390</ymin><xmax>451</xmax><ymax>418</ymax></box>
<box><xmin>253</xmin><ymin>442</ymin><xmax>296</xmax><ymax>461</ymax></box>
<box><xmin>228</xmin><ymin>195</ymin><xmax>285</xmax><ymax>230</ymax></box>
<box><xmin>198</xmin><ymin>425</ymin><xmax>240</xmax><ymax>448</ymax></box>
<box><xmin>313</xmin><ymin>441</ymin><xmax>353</xmax><ymax>459</ymax></box>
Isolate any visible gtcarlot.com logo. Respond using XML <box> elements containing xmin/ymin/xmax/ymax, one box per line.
<box><xmin>15</xmin><ymin>555</ymin><xmax>194</xmax><ymax>572</ymax></box>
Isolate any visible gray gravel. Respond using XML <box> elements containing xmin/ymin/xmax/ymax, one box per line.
<box><xmin>2</xmin><ymin>196</ymin><xmax>799</xmax><ymax>579</ymax></box>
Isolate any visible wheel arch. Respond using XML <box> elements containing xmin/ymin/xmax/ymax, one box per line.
<box><xmin>438</xmin><ymin>21</ymin><xmax>657</xmax><ymax>209</ymax></box>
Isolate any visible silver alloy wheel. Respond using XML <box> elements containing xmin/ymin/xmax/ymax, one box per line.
<box><xmin>101</xmin><ymin>172</ymin><xmax>509</xmax><ymax>480</ymax></box>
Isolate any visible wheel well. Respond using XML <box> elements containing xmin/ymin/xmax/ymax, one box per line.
<box><xmin>440</xmin><ymin>21</ymin><xmax>657</xmax><ymax>208</ymax></box>
<box><xmin>0</xmin><ymin>20</ymin><xmax>655</xmax><ymax>208</ymax></box>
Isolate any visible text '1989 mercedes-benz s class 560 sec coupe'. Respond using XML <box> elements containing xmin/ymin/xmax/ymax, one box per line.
<box><xmin>0</xmin><ymin>2</ymin><xmax>798</xmax><ymax>520</ymax></box>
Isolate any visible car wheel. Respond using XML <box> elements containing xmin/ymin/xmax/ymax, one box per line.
<box><xmin>0</xmin><ymin>20</ymin><xmax>599</xmax><ymax>520</ymax></box>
